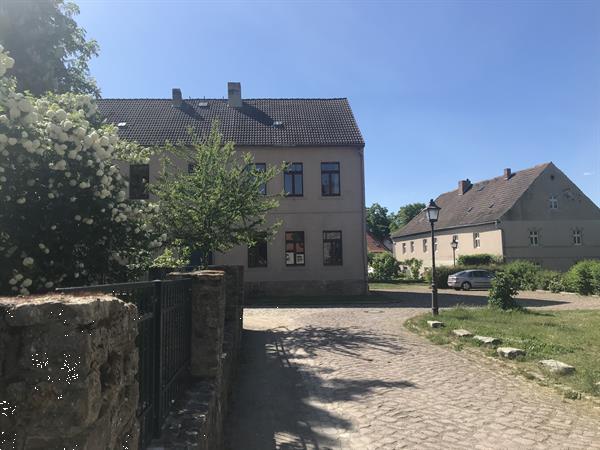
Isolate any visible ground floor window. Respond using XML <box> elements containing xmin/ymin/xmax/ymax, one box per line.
<box><xmin>248</xmin><ymin>240</ymin><xmax>268</xmax><ymax>267</ymax></box>
<box><xmin>473</xmin><ymin>232</ymin><xmax>481</xmax><ymax>248</ymax></box>
<box><xmin>285</xmin><ymin>231</ymin><xmax>305</xmax><ymax>266</ymax></box>
<box><xmin>402</xmin><ymin>243</ymin><xmax>407</xmax><ymax>254</ymax></box>
<box><xmin>422</xmin><ymin>239</ymin><xmax>428</xmax><ymax>253</ymax></box>
<box><xmin>573</xmin><ymin>229</ymin><xmax>582</xmax><ymax>246</ymax></box>
<box><xmin>529</xmin><ymin>230</ymin><xmax>539</xmax><ymax>246</ymax></box>
<box><xmin>323</xmin><ymin>231</ymin><xmax>343</xmax><ymax>265</ymax></box>
<box><xmin>410</xmin><ymin>241</ymin><xmax>415</xmax><ymax>253</ymax></box>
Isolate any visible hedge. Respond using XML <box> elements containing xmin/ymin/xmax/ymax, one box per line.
<box><xmin>457</xmin><ymin>254</ymin><xmax>503</xmax><ymax>266</ymax></box>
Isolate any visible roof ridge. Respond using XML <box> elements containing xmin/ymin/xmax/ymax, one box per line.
<box><xmin>97</xmin><ymin>97</ymin><xmax>350</xmax><ymax>101</ymax></box>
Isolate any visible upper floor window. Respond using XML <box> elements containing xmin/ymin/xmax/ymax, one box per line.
<box><xmin>410</xmin><ymin>241</ymin><xmax>415</xmax><ymax>253</ymax></box>
<box><xmin>402</xmin><ymin>243</ymin><xmax>407</xmax><ymax>254</ymax></box>
<box><xmin>129</xmin><ymin>164</ymin><xmax>149</xmax><ymax>199</ymax></box>
<box><xmin>473</xmin><ymin>232</ymin><xmax>481</xmax><ymax>248</ymax></box>
<box><xmin>285</xmin><ymin>231</ymin><xmax>305</xmax><ymax>265</ymax></box>
<box><xmin>248</xmin><ymin>239</ymin><xmax>268</xmax><ymax>267</ymax></box>
<box><xmin>422</xmin><ymin>239</ymin><xmax>428</xmax><ymax>253</ymax></box>
<box><xmin>321</xmin><ymin>162</ymin><xmax>340</xmax><ymax>196</ymax></box>
<box><xmin>529</xmin><ymin>230</ymin><xmax>539</xmax><ymax>247</ymax></box>
<box><xmin>323</xmin><ymin>231</ymin><xmax>343</xmax><ymax>265</ymax></box>
<box><xmin>254</xmin><ymin>163</ymin><xmax>267</xmax><ymax>195</ymax></box>
<box><xmin>434</xmin><ymin>237</ymin><xmax>438</xmax><ymax>252</ymax></box>
<box><xmin>573</xmin><ymin>229</ymin><xmax>582</xmax><ymax>246</ymax></box>
<box><xmin>284</xmin><ymin>163</ymin><xmax>303</xmax><ymax>196</ymax></box>
<box><xmin>549</xmin><ymin>195</ymin><xmax>558</xmax><ymax>209</ymax></box>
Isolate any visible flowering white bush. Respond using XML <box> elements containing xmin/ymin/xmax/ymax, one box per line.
<box><xmin>0</xmin><ymin>46</ymin><xmax>161</xmax><ymax>295</ymax></box>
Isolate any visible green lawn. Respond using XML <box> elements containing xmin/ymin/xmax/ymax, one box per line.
<box><xmin>406</xmin><ymin>307</ymin><xmax>600</xmax><ymax>397</ymax></box>
<box><xmin>369</xmin><ymin>280</ymin><xmax>429</xmax><ymax>290</ymax></box>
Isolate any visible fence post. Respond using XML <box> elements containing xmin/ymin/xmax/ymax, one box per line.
<box><xmin>152</xmin><ymin>279</ymin><xmax>163</xmax><ymax>438</ymax></box>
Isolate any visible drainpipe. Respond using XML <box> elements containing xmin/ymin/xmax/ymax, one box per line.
<box><xmin>359</xmin><ymin>145</ymin><xmax>368</xmax><ymax>294</ymax></box>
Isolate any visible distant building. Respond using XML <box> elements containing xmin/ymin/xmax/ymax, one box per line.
<box><xmin>391</xmin><ymin>163</ymin><xmax>600</xmax><ymax>271</ymax></box>
<box><xmin>98</xmin><ymin>83</ymin><xmax>368</xmax><ymax>296</ymax></box>
<box><xmin>366</xmin><ymin>230</ymin><xmax>392</xmax><ymax>254</ymax></box>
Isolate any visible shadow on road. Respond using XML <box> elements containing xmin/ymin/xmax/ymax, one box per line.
<box><xmin>225</xmin><ymin>326</ymin><xmax>414</xmax><ymax>450</ymax></box>
<box><xmin>246</xmin><ymin>290</ymin><xmax>568</xmax><ymax>309</ymax></box>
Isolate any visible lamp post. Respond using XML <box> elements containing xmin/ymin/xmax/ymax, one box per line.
<box><xmin>424</xmin><ymin>199</ymin><xmax>441</xmax><ymax>316</ymax></box>
<box><xmin>451</xmin><ymin>237</ymin><xmax>458</xmax><ymax>267</ymax></box>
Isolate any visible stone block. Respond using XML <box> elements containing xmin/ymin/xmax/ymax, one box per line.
<box><xmin>452</xmin><ymin>329</ymin><xmax>473</xmax><ymax>337</ymax></box>
<box><xmin>497</xmin><ymin>347</ymin><xmax>526</xmax><ymax>359</ymax></box>
<box><xmin>539</xmin><ymin>359</ymin><xmax>575</xmax><ymax>375</ymax></box>
<box><xmin>474</xmin><ymin>336</ymin><xmax>501</xmax><ymax>346</ymax></box>
<box><xmin>427</xmin><ymin>320</ymin><xmax>444</xmax><ymax>328</ymax></box>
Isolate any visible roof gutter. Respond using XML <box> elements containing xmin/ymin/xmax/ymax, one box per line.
<box><xmin>391</xmin><ymin>220</ymin><xmax>498</xmax><ymax>240</ymax></box>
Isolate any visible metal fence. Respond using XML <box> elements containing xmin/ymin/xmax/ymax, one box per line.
<box><xmin>57</xmin><ymin>279</ymin><xmax>192</xmax><ymax>448</ymax></box>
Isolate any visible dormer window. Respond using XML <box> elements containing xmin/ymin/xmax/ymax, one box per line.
<box><xmin>549</xmin><ymin>195</ymin><xmax>558</xmax><ymax>210</ymax></box>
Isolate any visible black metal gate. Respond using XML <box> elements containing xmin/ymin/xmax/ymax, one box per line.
<box><xmin>57</xmin><ymin>279</ymin><xmax>192</xmax><ymax>448</ymax></box>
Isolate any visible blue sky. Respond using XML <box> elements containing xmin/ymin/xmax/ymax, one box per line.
<box><xmin>77</xmin><ymin>0</ymin><xmax>600</xmax><ymax>212</ymax></box>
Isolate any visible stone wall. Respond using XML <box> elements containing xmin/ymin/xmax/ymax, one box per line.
<box><xmin>0</xmin><ymin>294</ymin><xmax>139</xmax><ymax>450</ymax></box>
<box><xmin>152</xmin><ymin>268</ymin><xmax>244</xmax><ymax>450</ymax></box>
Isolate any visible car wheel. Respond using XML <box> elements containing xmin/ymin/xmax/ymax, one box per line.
<box><xmin>461</xmin><ymin>282</ymin><xmax>472</xmax><ymax>291</ymax></box>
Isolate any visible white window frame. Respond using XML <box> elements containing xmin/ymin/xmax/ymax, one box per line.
<box><xmin>452</xmin><ymin>235</ymin><xmax>459</xmax><ymax>248</ymax></box>
<box><xmin>573</xmin><ymin>229</ymin><xmax>582</xmax><ymax>246</ymax></box>
<box><xmin>434</xmin><ymin>237</ymin><xmax>438</xmax><ymax>252</ymax></box>
<box><xmin>473</xmin><ymin>232</ymin><xmax>480</xmax><ymax>248</ymax></box>
<box><xmin>422</xmin><ymin>239</ymin><xmax>428</xmax><ymax>253</ymax></box>
<box><xmin>549</xmin><ymin>195</ymin><xmax>558</xmax><ymax>210</ymax></box>
<box><xmin>529</xmin><ymin>230</ymin><xmax>539</xmax><ymax>247</ymax></box>
<box><xmin>402</xmin><ymin>242</ymin><xmax>406</xmax><ymax>254</ymax></box>
<box><xmin>410</xmin><ymin>241</ymin><xmax>415</xmax><ymax>253</ymax></box>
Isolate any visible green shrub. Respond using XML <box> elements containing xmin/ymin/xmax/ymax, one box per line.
<box><xmin>403</xmin><ymin>258</ymin><xmax>423</xmax><ymax>280</ymax></box>
<box><xmin>535</xmin><ymin>270</ymin><xmax>564</xmax><ymax>292</ymax></box>
<box><xmin>500</xmin><ymin>260</ymin><xmax>540</xmax><ymax>291</ymax></box>
<box><xmin>488</xmin><ymin>272</ymin><xmax>521</xmax><ymax>310</ymax></box>
<box><xmin>457</xmin><ymin>254</ymin><xmax>503</xmax><ymax>266</ymax></box>
<box><xmin>563</xmin><ymin>260</ymin><xmax>600</xmax><ymax>295</ymax></box>
<box><xmin>370</xmin><ymin>253</ymin><xmax>400</xmax><ymax>282</ymax></box>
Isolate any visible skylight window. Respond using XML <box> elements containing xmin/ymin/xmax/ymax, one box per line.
<box><xmin>117</xmin><ymin>122</ymin><xmax>127</xmax><ymax>128</ymax></box>
<box><xmin>272</xmin><ymin>120</ymin><xmax>284</xmax><ymax>128</ymax></box>
<box><xmin>198</xmin><ymin>102</ymin><xmax>209</xmax><ymax>107</ymax></box>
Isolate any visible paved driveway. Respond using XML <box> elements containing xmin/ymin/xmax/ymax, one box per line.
<box><xmin>225</xmin><ymin>292</ymin><xmax>600</xmax><ymax>449</ymax></box>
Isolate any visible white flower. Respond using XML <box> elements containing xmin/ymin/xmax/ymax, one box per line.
<box><xmin>48</xmin><ymin>193</ymin><xmax>55</xmax><ymax>199</ymax></box>
<box><xmin>8</xmin><ymin>278</ymin><xmax>17</xmax><ymax>285</ymax></box>
<box><xmin>22</xmin><ymin>257</ymin><xmax>34</xmax><ymax>267</ymax></box>
<box><xmin>50</xmin><ymin>225</ymin><xmax>57</xmax><ymax>230</ymax></box>
<box><xmin>44</xmin><ymin>281</ymin><xmax>54</xmax><ymax>289</ymax></box>
<box><xmin>21</xmin><ymin>278</ymin><xmax>32</xmax><ymax>287</ymax></box>
<box><xmin>8</xmin><ymin>137</ymin><xmax>17</xmax><ymax>145</ymax></box>
<box><xmin>16</xmin><ymin>197</ymin><xmax>25</xmax><ymax>204</ymax></box>
<box><xmin>19</xmin><ymin>288</ymin><xmax>29</xmax><ymax>296</ymax></box>
<box><xmin>74</xmin><ymin>215</ymin><xmax>82</xmax><ymax>221</ymax></box>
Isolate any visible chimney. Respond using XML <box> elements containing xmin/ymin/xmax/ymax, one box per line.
<box><xmin>504</xmin><ymin>168</ymin><xmax>512</xmax><ymax>180</ymax></box>
<box><xmin>227</xmin><ymin>82</ymin><xmax>242</xmax><ymax>108</ymax></box>
<box><xmin>458</xmin><ymin>179</ymin><xmax>472</xmax><ymax>195</ymax></box>
<box><xmin>172</xmin><ymin>88</ymin><xmax>182</xmax><ymax>108</ymax></box>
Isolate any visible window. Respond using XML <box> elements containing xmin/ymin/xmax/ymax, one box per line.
<box><xmin>248</xmin><ymin>240</ymin><xmax>268</xmax><ymax>267</ymax></box>
<box><xmin>573</xmin><ymin>229</ymin><xmax>582</xmax><ymax>246</ymax></box>
<box><xmin>422</xmin><ymin>239</ymin><xmax>428</xmax><ymax>253</ymax></box>
<box><xmin>549</xmin><ymin>195</ymin><xmax>558</xmax><ymax>209</ymax></box>
<box><xmin>284</xmin><ymin>163</ymin><xmax>303</xmax><ymax>196</ymax></box>
<box><xmin>188</xmin><ymin>163</ymin><xmax>197</xmax><ymax>173</ymax></box>
<box><xmin>434</xmin><ymin>237</ymin><xmax>438</xmax><ymax>252</ymax></box>
<box><xmin>473</xmin><ymin>232</ymin><xmax>481</xmax><ymax>248</ymax></box>
<box><xmin>323</xmin><ymin>231</ymin><xmax>343</xmax><ymax>265</ymax></box>
<box><xmin>529</xmin><ymin>230</ymin><xmax>539</xmax><ymax>246</ymax></box>
<box><xmin>410</xmin><ymin>241</ymin><xmax>415</xmax><ymax>253</ymax></box>
<box><xmin>402</xmin><ymin>243</ymin><xmax>406</xmax><ymax>254</ymax></box>
<box><xmin>452</xmin><ymin>235</ymin><xmax>459</xmax><ymax>247</ymax></box>
<box><xmin>285</xmin><ymin>231</ymin><xmax>305</xmax><ymax>265</ymax></box>
<box><xmin>254</xmin><ymin>163</ymin><xmax>267</xmax><ymax>195</ymax></box>
<box><xmin>321</xmin><ymin>162</ymin><xmax>340</xmax><ymax>196</ymax></box>
<box><xmin>129</xmin><ymin>164</ymin><xmax>149</xmax><ymax>199</ymax></box>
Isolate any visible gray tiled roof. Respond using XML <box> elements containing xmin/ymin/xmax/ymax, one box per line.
<box><xmin>392</xmin><ymin>163</ymin><xmax>551</xmax><ymax>238</ymax></box>
<box><xmin>96</xmin><ymin>98</ymin><xmax>364</xmax><ymax>147</ymax></box>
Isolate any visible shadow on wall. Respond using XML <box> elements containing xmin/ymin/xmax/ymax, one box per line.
<box><xmin>224</xmin><ymin>326</ymin><xmax>413</xmax><ymax>450</ymax></box>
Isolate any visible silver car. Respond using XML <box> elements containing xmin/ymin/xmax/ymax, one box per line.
<box><xmin>447</xmin><ymin>269</ymin><xmax>494</xmax><ymax>290</ymax></box>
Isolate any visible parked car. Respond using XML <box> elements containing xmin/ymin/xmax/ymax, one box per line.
<box><xmin>447</xmin><ymin>269</ymin><xmax>495</xmax><ymax>290</ymax></box>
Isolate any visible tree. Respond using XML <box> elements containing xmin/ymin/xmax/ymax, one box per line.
<box><xmin>390</xmin><ymin>202</ymin><xmax>426</xmax><ymax>232</ymax></box>
<box><xmin>0</xmin><ymin>1</ymin><xmax>99</xmax><ymax>96</ymax></box>
<box><xmin>0</xmin><ymin>47</ymin><xmax>160</xmax><ymax>295</ymax></box>
<box><xmin>366</xmin><ymin>203</ymin><xmax>391</xmax><ymax>241</ymax></box>
<box><xmin>151</xmin><ymin>124</ymin><xmax>283</xmax><ymax>264</ymax></box>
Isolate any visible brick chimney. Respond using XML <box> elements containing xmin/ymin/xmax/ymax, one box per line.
<box><xmin>172</xmin><ymin>88</ymin><xmax>182</xmax><ymax>108</ymax></box>
<box><xmin>227</xmin><ymin>82</ymin><xmax>242</xmax><ymax>108</ymax></box>
<box><xmin>458</xmin><ymin>179</ymin><xmax>472</xmax><ymax>195</ymax></box>
<box><xmin>504</xmin><ymin>168</ymin><xmax>512</xmax><ymax>180</ymax></box>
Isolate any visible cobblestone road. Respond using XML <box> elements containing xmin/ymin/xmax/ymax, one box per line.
<box><xmin>225</xmin><ymin>292</ymin><xmax>600</xmax><ymax>449</ymax></box>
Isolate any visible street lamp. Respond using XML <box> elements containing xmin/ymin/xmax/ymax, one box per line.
<box><xmin>451</xmin><ymin>237</ymin><xmax>458</xmax><ymax>267</ymax></box>
<box><xmin>424</xmin><ymin>199</ymin><xmax>441</xmax><ymax>316</ymax></box>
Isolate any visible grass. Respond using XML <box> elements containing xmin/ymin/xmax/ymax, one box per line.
<box><xmin>406</xmin><ymin>307</ymin><xmax>600</xmax><ymax>397</ymax></box>
<box><xmin>369</xmin><ymin>280</ymin><xmax>429</xmax><ymax>290</ymax></box>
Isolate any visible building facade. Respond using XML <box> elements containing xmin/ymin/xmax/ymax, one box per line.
<box><xmin>392</xmin><ymin>163</ymin><xmax>600</xmax><ymax>271</ymax></box>
<box><xmin>97</xmin><ymin>83</ymin><xmax>368</xmax><ymax>296</ymax></box>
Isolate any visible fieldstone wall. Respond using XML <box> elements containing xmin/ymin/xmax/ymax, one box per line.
<box><xmin>154</xmin><ymin>268</ymin><xmax>244</xmax><ymax>450</ymax></box>
<box><xmin>0</xmin><ymin>294</ymin><xmax>139</xmax><ymax>450</ymax></box>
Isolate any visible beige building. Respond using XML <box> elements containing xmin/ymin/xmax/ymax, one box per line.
<box><xmin>97</xmin><ymin>83</ymin><xmax>368</xmax><ymax>296</ymax></box>
<box><xmin>392</xmin><ymin>163</ymin><xmax>600</xmax><ymax>271</ymax></box>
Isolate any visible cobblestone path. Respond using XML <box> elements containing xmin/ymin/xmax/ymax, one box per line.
<box><xmin>225</xmin><ymin>299</ymin><xmax>600</xmax><ymax>449</ymax></box>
